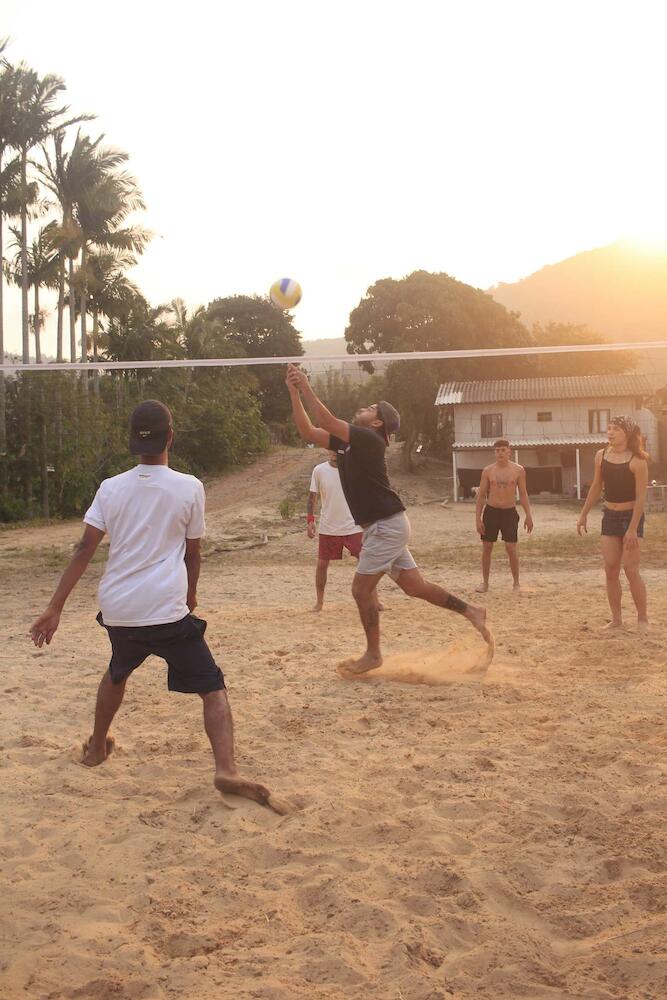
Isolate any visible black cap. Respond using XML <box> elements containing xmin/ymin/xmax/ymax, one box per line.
<box><xmin>377</xmin><ymin>400</ymin><xmax>400</xmax><ymax>443</ymax></box>
<box><xmin>129</xmin><ymin>400</ymin><xmax>172</xmax><ymax>456</ymax></box>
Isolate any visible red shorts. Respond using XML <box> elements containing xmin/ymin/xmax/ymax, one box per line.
<box><xmin>318</xmin><ymin>532</ymin><xmax>363</xmax><ymax>561</ymax></box>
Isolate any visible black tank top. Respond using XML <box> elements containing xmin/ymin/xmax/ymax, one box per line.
<box><xmin>602</xmin><ymin>452</ymin><xmax>635</xmax><ymax>503</ymax></box>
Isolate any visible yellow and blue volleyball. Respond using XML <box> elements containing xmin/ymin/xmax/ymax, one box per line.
<box><xmin>270</xmin><ymin>278</ymin><xmax>302</xmax><ymax>310</ymax></box>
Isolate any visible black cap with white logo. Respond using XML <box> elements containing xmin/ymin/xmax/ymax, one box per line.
<box><xmin>129</xmin><ymin>400</ymin><xmax>172</xmax><ymax>456</ymax></box>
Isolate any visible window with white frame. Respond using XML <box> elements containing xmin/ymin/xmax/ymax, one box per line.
<box><xmin>588</xmin><ymin>408</ymin><xmax>611</xmax><ymax>433</ymax></box>
<box><xmin>481</xmin><ymin>413</ymin><xmax>503</xmax><ymax>438</ymax></box>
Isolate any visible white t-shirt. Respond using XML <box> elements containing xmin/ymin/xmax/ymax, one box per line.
<box><xmin>309</xmin><ymin>461</ymin><xmax>362</xmax><ymax>537</ymax></box>
<box><xmin>84</xmin><ymin>464</ymin><xmax>206</xmax><ymax>627</ymax></box>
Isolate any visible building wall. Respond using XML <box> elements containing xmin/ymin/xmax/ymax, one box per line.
<box><xmin>455</xmin><ymin>446</ymin><xmax>599</xmax><ymax>493</ymax></box>
<box><xmin>637</xmin><ymin>408</ymin><xmax>659</xmax><ymax>460</ymax></box>
<box><xmin>453</xmin><ymin>395</ymin><xmax>654</xmax><ymax>444</ymax></box>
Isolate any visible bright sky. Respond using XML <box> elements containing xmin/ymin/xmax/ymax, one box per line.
<box><xmin>3</xmin><ymin>0</ymin><xmax>667</xmax><ymax>357</ymax></box>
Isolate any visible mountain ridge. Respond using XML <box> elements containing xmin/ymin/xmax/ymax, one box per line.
<box><xmin>488</xmin><ymin>240</ymin><xmax>667</xmax><ymax>342</ymax></box>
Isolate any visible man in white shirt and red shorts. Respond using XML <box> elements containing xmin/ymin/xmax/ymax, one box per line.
<box><xmin>308</xmin><ymin>451</ymin><xmax>363</xmax><ymax>611</ymax></box>
<box><xmin>29</xmin><ymin>399</ymin><xmax>286</xmax><ymax>813</ymax></box>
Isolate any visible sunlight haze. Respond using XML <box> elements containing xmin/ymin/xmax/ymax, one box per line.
<box><xmin>2</xmin><ymin>0</ymin><xmax>667</xmax><ymax>354</ymax></box>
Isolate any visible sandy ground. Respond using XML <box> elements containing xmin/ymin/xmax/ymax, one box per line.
<box><xmin>1</xmin><ymin>446</ymin><xmax>666</xmax><ymax>1000</ymax></box>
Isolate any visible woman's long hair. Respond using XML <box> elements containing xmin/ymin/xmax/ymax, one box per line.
<box><xmin>610</xmin><ymin>415</ymin><xmax>650</xmax><ymax>461</ymax></box>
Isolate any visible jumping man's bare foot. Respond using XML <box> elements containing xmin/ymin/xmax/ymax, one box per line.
<box><xmin>337</xmin><ymin>650</ymin><xmax>383</xmax><ymax>676</ymax></box>
<box><xmin>475</xmin><ymin>582</ymin><xmax>488</xmax><ymax>593</ymax></box>
<box><xmin>464</xmin><ymin>605</ymin><xmax>495</xmax><ymax>666</ymax></box>
<box><xmin>81</xmin><ymin>735</ymin><xmax>115</xmax><ymax>767</ymax></box>
<box><xmin>214</xmin><ymin>772</ymin><xmax>292</xmax><ymax>815</ymax></box>
<box><xmin>311</xmin><ymin>602</ymin><xmax>323</xmax><ymax>613</ymax></box>
<box><xmin>513</xmin><ymin>583</ymin><xmax>521</xmax><ymax>595</ymax></box>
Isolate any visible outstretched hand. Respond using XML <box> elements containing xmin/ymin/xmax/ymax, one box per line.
<box><xmin>30</xmin><ymin>608</ymin><xmax>61</xmax><ymax>647</ymax></box>
<box><xmin>286</xmin><ymin>363</ymin><xmax>308</xmax><ymax>392</ymax></box>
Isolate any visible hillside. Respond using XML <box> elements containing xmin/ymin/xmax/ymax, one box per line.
<box><xmin>489</xmin><ymin>240</ymin><xmax>667</xmax><ymax>342</ymax></box>
<box><xmin>301</xmin><ymin>336</ymin><xmax>347</xmax><ymax>357</ymax></box>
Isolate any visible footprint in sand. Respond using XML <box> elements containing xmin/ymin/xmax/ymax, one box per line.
<box><xmin>337</xmin><ymin>640</ymin><xmax>495</xmax><ymax>686</ymax></box>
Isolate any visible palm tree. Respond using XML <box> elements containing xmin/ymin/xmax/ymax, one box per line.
<box><xmin>0</xmin><ymin>54</ymin><xmax>21</xmax><ymax>461</ymax></box>
<box><xmin>87</xmin><ymin>248</ymin><xmax>140</xmax><ymax>346</ymax></box>
<box><xmin>79</xmin><ymin>247</ymin><xmax>140</xmax><ymax>394</ymax></box>
<box><xmin>4</xmin><ymin>221</ymin><xmax>60</xmax><ymax>517</ymax></box>
<box><xmin>74</xmin><ymin>162</ymin><xmax>149</xmax><ymax>363</ymax></box>
<box><xmin>8</xmin><ymin>63</ymin><xmax>90</xmax><ymax>362</ymax></box>
<box><xmin>39</xmin><ymin>131</ymin><xmax>122</xmax><ymax>363</ymax></box>
<box><xmin>5</xmin><ymin>222</ymin><xmax>60</xmax><ymax>362</ymax></box>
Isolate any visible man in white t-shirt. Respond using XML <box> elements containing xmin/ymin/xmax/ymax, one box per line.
<box><xmin>307</xmin><ymin>450</ymin><xmax>364</xmax><ymax>611</ymax></box>
<box><xmin>29</xmin><ymin>399</ymin><xmax>286</xmax><ymax>814</ymax></box>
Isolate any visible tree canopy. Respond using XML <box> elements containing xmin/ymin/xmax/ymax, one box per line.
<box><xmin>344</xmin><ymin>271</ymin><xmax>637</xmax><ymax>464</ymax></box>
<box><xmin>345</xmin><ymin>271</ymin><xmax>533</xmax><ymax>462</ymax></box>
<box><xmin>206</xmin><ymin>295</ymin><xmax>303</xmax><ymax>425</ymax></box>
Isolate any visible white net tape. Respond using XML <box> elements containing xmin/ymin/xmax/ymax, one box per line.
<box><xmin>1</xmin><ymin>341</ymin><xmax>666</xmax><ymax>373</ymax></box>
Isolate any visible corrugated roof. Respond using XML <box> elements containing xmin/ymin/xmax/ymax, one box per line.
<box><xmin>435</xmin><ymin>373</ymin><xmax>652</xmax><ymax>406</ymax></box>
<box><xmin>453</xmin><ymin>435</ymin><xmax>608</xmax><ymax>450</ymax></box>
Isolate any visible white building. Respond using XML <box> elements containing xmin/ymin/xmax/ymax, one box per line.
<box><xmin>435</xmin><ymin>374</ymin><xmax>657</xmax><ymax>501</ymax></box>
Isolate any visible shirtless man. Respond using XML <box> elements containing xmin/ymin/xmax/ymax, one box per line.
<box><xmin>475</xmin><ymin>439</ymin><xmax>533</xmax><ymax>593</ymax></box>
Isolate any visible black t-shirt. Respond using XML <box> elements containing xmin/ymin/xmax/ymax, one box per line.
<box><xmin>329</xmin><ymin>425</ymin><xmax>405</xmax><ymax>527</ymax></box>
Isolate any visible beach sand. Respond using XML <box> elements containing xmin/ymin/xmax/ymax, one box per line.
<box><xmin>1</xmin><ymin>446</ymin><xmax>666</xmax><ymax>1000</ymax></box>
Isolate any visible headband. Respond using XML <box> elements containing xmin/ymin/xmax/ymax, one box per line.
<box><xmin>610</xmin><ymin>415</ymin><xmax>639</xmax><ymax>437</ymax></box>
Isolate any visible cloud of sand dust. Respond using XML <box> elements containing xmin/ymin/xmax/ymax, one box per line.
<box><xmin>339</xmin><ymin>640</ymin><xmax>491</xmax><ymax>686</ymax></box>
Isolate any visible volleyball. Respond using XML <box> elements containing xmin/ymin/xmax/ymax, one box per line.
<box><xmin>270</xmin><ymin>278</ymin><xmax>302</xmax><ymax>310</ymax></box>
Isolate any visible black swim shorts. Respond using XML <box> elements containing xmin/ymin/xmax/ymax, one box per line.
<box><xmin>96</xmin><ymin>612</ymin><xmax>225</xmax><ymax>694</ymax></box>
<box><xmin>482</xmin><ymin>504</ymin><xmax>520</xmax><ymax>543</ymax></box>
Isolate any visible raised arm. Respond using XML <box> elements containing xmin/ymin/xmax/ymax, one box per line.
<box><xmin>577</xmin><ymin>449</ymin><xmax>604</xmax><ymax>534</ymax></box>
<box><xmin>517</xmin><ymin>466</ymin><xmax>534</xmax><ymax>533</ymax></box>
<box><xmin>287</xmin><ymin>364</ymin><xmax>350</xmax><ymax>443</ymax></box>
<box><xmin>30</xmin><ymin>524</ymin><xmax>105</xmax><ymax>646</ymax></box>
<box><xmin>286</xmin><ymin>371</ymin><xmax>330</xmax><ymax>447</ymax></box>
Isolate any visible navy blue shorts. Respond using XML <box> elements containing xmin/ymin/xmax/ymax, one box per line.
<box><xmin>97</xmin><ymin>612</ymin><xmax>225</xmax><ymax>694</ymax></box>
<box><xmin>601</xmin><ymin>508</ymin><xmax>645</xmax><ymax>538</ymax></box>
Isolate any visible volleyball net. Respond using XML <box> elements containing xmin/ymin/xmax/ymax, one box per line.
<box><xmin>2</xmin><ymin>340</ymin><xmax>667</xmax><ymax>373</ymax></box>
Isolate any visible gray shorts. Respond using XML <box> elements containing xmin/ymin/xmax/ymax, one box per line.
<box><xmin>356</xmin><ymin>511</ymin><xmax>418</xmax><ymax>578</ymax></box>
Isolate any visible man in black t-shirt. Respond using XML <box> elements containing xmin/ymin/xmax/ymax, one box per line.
<box><xmin>286</xmin><ymin>364</ymin><xmax>494</xmax><ymax>673</ymax></box>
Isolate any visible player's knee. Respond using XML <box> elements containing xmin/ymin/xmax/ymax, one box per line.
<box><xmin>352</xmin><ymin>577</ymin><xmax>374</xmax><ymax>604</ymax></box>
<box><xmin>399</xmin><ymin>574</ymin><xmax>424</xmax><ymax>598</ymax></box>
<box><xmin>604</xmin><ymin>562</ymin><xmax>621</xmax><ymax>579</ymax></box>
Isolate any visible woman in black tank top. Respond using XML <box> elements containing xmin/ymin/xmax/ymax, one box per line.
<box><xmin>576</xmin><ymin>416</ymin><xmax>649</xmax><ymax>630</ymax></box>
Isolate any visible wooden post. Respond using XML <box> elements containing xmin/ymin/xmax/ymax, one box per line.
<box><xmin>576</xmin><ymin>447</ymin><xmax>581</xmax><ymax>500</ymax></box>
<box><xmin>452</xmin><ymin>449</ymin><xmax>458</xmax><ymax>502</ymax></box>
